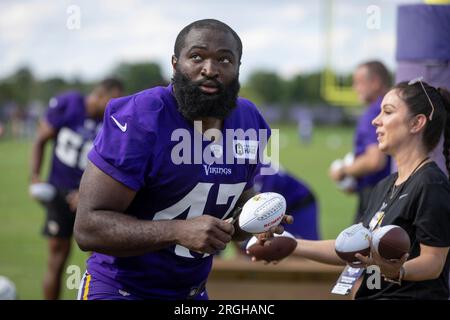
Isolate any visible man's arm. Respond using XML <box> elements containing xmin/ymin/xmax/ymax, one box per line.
<box><xmin>344</xmin><ymin>144</ymin><xmax>387</xmax><ymax>178</ymax></box>
<box><xmin>30</xmin><ymin>120</ymin><xmax>56</xmax><ymax>184</ymax></box>
<box><xmin>74</xmin><ymin>161</ymin><xmax>235</xmax><ymax>257</ymax></box>
<box><xmin>330</xmin><ymin>144</ymin><xmax>387</xmax><ymax>182</ymax></box>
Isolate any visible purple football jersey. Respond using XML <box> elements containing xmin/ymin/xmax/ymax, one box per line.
<box><xmin>45</xmin><ymin>91</ymin><xmax>102</xmax><ymax>190</ymax></box>
<box><xmin>354</xmin><ymin>96</ymin><xmax>391</xmax><ymax>191</ymax></box>
<box><xmin>86</xmin><ymin>84</ymin><xmax>271</xmax><ymax>299</ymax></box>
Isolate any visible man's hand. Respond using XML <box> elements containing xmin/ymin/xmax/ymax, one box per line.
<box><xmin>29</xmin><ymin>119</ymin><xmax>56</xmax><ymax>199</ymax></box>
<box><xmin>255</xmin><ymin>214</ymin><xmax>294</xmax><ymax>242</ymax></box>
<box><xmin>329</xmin><ymin>165</ymin><xmax>346</xmax><ymax>183</ymax></box>
<box><xmin>249</xmin><ymin>214</ymin><xmax>294</xmax><ymax>264</ymax></box>
<box><xmin>175</xmin><ymin>215</ymin><xmax>235</xmax><ymax>255</ymax></box>
<box><xmin>66</xmin><ymin>190</ymin><xmax>79</xmax><ymax>212</ymax></box>
<box><xmin>29</xmin><ymin>172</ymin><xmax>42</xmax><ymax>200</ymax></box>
<box><xmin>28</xmin><ymin>184</ymin><xmax>40</xmax><ymax>201</ymax></box>
<box><xmin>329</xmin><ymin>166</ymin><xmax>356</xmax><ymax>194</ymax></box>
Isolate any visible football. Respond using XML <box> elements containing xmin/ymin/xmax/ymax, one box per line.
<box><xmin>0</xmin><ymin>276</ymin><xmax>17</xmax><ymax>300</ymax></box>
<box><xmin>238</xmin><ymin>192</ymin><xmax>286</xmax><ymax>234</ymax></box>
<box><xmin>330</xmin><ymin>153</ymin><xmax>356</xmax><ymax>191</ymax></box>
<box><xmin>371</xmin><ymin>225</ymin><xmax>411</xmax><ymax>260</ymax></box>
<box><xmin>335</xmin><ymin>223</ymin><xmax>371</xmax><ymax>264</ymax></box>
<box><xmin>29</xmin><ymin>183</ymin><xmax>56</xmax><ymax>202</ymax></box>
<box><xmin>246</xmin><ymin>231</ymin><xmax>297</xmax><ymax>262</ymax></box>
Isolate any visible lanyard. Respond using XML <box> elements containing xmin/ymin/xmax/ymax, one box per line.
<box><xmin>334</xmin><ymin>158</ymin><xmax>430</xmax><ymax>296</ymax></box>
<box><xmin>368</xmin><ymin>157</ymin><xmax>430</xmax><ymax>231</ymax></box>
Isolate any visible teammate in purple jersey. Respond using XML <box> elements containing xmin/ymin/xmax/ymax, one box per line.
<box><xmin>330</xmin><ymin>61</ymin><xmax>391</xmax><ymax>222</ymax></box>
<box><xmin>29</xmin><ymin>79</ymin><xmax>123</xmax><ymax>300</ymax></box>
<box><xmin>74</xmin><ymin>19</ymin><xmax>292</xmax><ymax>300</ymax></box>
<box><xmin>254</xmin><ymin>165</ymin><xmax>320</xmax><ymax>240</ymax></box>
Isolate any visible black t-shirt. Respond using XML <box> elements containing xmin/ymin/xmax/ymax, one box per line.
<box><xmin>355</xmin><ymin>162</ymin><xmax>450</xmax><ymax>300</ymax></box>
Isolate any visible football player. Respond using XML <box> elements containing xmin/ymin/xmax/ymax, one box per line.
<box><xmin>74</xmin><ymin>19</ymin><xmax>292</xmax><ymax>300</ymax></box>
<box><xmin>30</xmin><ymin>78</ymin><xmax>123</xmax><ymax>299</ymax></box>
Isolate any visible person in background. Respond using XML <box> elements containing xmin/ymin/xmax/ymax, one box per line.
<box><xmin>29</xmin><ymin>78</ymin><xmax>124</xmax><ymax>299</ymax></box>
<box><xmin>277</xmin><ymin>81</ymin><xmax>450</xmax><ymax>299</ymax></box>
<box><xmin>330</xmin><ymin>61</ymin><xmax>392</xmax><ymax>222</ymax></box>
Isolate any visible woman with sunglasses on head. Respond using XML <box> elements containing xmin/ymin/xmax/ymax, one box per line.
<box><xmin>351</xmin><ymin>80</ymin><xmax>450</xmax><ymax>299</ymax></box>
<box><xmin>252</xmin><ymin>80</ymin><xmax>450</xmax><ymax>299</ymax></box>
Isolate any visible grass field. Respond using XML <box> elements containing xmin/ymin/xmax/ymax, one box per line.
<box><xmin>0</xmin><ymin>124</ymin><xmax>356</xmax><ymax>299</ymax></box>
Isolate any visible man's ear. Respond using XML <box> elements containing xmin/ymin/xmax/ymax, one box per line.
<box><xmin>410</xmin><ymin>114</ymin><xmax>427</xmax><ymax>134</ymax></box>
<box><xmin>171</xmin><ymin>55</ymin><xmax>177</xmax><ymax>73</ymax></box>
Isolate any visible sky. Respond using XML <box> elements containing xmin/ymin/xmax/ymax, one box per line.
<box><xmin>0</xmin><ymin>0</ymin><xmax>419</xmax><ymax>82</ymax></box>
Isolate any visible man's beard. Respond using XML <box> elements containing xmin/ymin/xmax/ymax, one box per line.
<box><xmin>172</xmin><ymin>69</ymin><xmax>240</xmax><ymax>121</ymax></box>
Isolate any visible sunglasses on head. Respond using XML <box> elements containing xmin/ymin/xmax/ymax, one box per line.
<box><xmin>408</xmin><ymin>76</ymin><xmax>435</xmax><ymax>121</ymax></box>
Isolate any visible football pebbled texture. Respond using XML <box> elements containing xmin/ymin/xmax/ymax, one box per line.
<box><xmin>335</xmin><ymin>223</ymin><xmax>371</xmax><ymax>264</ymax></box>
<box><xmin>246</xmin><ymin>231</ymin><xmax>297</xmax><ymax>262</ymax></box>
<box><xmin>238</xmin><ymin>192</ymin><xmax>286</xmax><ymax>234</ymax></box>
<box><xmin>371</xmin><ymin>225</ymin><xmax>411</xmax><ymax>260</ymax></box>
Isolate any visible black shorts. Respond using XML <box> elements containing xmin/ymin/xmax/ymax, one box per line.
<box><xmin>42</xmin><ymin>189</ymin><xmax>76</xmax><ymax>238</ymax></box>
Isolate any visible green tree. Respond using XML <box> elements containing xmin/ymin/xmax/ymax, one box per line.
<box><xmin>113</xmin><ymin>62</ymin><xmax>166</xmax><ymax>94</ymax></box>
<box><xmin>9</xmin><ymin>67</ymin><xmax>35</xmax><ymax>108</ymax></box>
<box><xmin>246</xmin><ymin>71</ymin><xmax>283</xmax><ymax>105</ymax></box>
<box><xmin>34</xmin><ymin>77</ymin><xmax>68</xmax><ymax>103</ymax></box>
<box><xmin>302</xmin><ymin>72</ymin><xmax>325</xmax><ymax>104</ymax></box>
<box><xmin>0</xmin><ymin>82</ymin><xmax>14</xmax><ymax>105</ymax></box>
<box><xmin>238</xmin><ymin>85</ymin><xmax>263</xmax><ymax>106</ymax></box>
<box><xmin>282</xmin><ymin>74</ymin><xmax>306</xmax><ymax>105</ymax></box>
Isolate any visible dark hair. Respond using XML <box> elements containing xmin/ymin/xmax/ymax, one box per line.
<box><xmin>98</xmin><ymin>78</ymin><xmax>124</xmax><ymax>93</ymax></box>
<box><xmin>174</xmin><ymin>19</ymin><xmax>242</xmax><ymax>61</ymax></box>
<box><xmin>359</xmin><ymin>60</ymin><xmax>391</xmax><ymax>87</ymax></box>
<box><xmin>439</xmin><ymin>87</ymin><xmax>450</xmax><ymax>179</ymax></box>
<box><xmin>394</xmin><ymin>81</ymin><xmax>450</xmax><ymax>179</ymax></box>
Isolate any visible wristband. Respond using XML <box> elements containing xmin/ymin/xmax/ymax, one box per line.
<box><xmin>384</xmin><ymin>266</ymin><xmax>405</xmax><ymax>285</ymax></box>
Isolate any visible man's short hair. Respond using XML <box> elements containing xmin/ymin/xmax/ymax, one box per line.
<box><xmin>174</xmin><ymin>19</ymin><xmax>242</xmax><ymax>61</ymax></box>
<box><xmin>98</xmin><ymin>78</ymin><xmax>124</xmax><ymax>93</ymax></box>
<box><xmin>358</xmin><ymin>60</ymin><xmax>391</xmax><ymax>87</ymax></box>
